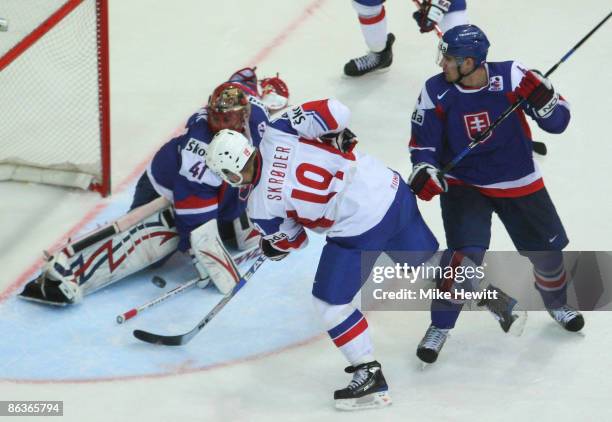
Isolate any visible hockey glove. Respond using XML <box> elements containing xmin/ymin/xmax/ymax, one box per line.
<box><xmin>228</xmin><ymin>67</ymin><xmax>259</xmax><ymax>95</ymax></box>
<box><xmin>408</xmin><ymin>162</ymin><xmax>448</xmax><ymax>201</ymax></box>
<box><xmin>320</xmin><ymin>128</ymin><xmax>358</xmax><ymax>154</ymax></box>
<box><xmin>515</xmin><ymin>70</ymin><xmax>559</xmax><ymax>118</ymax></box>
<box><xmin>260</xmin><ymin>74</ymin><xmax>290</xmax><ymax>112</ymax></box>
<box><xmin>260</xmin><ymin>237</ymin><xmax>290</xmax><ymax>261</ymax></box>
<box><xmin>412</xmin><ymin>0</ymin><xmax>450</xmax><ymax>33</ymax></box>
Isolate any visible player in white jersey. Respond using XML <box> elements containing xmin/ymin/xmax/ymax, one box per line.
<box><xmin>206</xmin><ymin>98</ymin><xmax>439</xmax><ymax>410</ymax></box>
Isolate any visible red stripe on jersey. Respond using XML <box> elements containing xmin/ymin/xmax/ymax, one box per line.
<box><xmin>174</xmin><ymin>195</ymin><xmax>218</xmax><ymax>209</ymax></box>
<box><xmin>287</xmin><ymin>210</ymin><xmax>335</xmax><ymax>229</ymax></box>
<box><xmin>217</xmin><ymin>181</ymin><xmax>228</xmax><ymax>203</ymax></box>
<box><xmin>506</xmin><ymin>92</ymin><xmax>533</xmax><ymax>140</ymax></box>
<box><xmin>447</xmin><ymin>178</ymin><xmax>545</xmax><ymax>198</ymax></box>
<box><xmin>291</xmin><ymin>190</ymin><xmax>337</xmax><ymax>204</ymax></box>
<box><xmin>333</xmin><ymin>317</ymin><xmax>369</xmax><ymax>347</ymax></box>
<box><xmin>358</xmin><ymin>6</ymin><xmax>386</xmax><ymax>25</ymax></box>
<box><xmin>298</xmin><ymin>138</ymin><xmax>356</xmax><ymax>160</ymax></box>
<box><xmin>435</xmin><ymin>104</ymin><xmax>445</xmax><ymax>120</ymax></box>
<box><xmin>301</xmin><ymin>100</ymin><xmax>339</xmax><ymax>131</ymax></box>
<box><xmin>274</xmin><ymin>230</ymin><xmax>308</xmax><ymax>250</ymax></box>
<box><xmin>409</xmin><ymin>135</ymin><xmax>418</xmax><ymax>148</ymax></box>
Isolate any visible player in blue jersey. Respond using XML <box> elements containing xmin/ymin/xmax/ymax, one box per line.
<box><xmin>344</xmin><ymin>0</ymin><xmax>468</xmax><ymax>76</ymax></box>
<box><xmin>407</xmin><ymin>24</ymin><xmax>584</xmax><ymax>363</ymax></box>
<box><xmin>19</xmin><ymin>68</ymin><xmax>290</xmax><ymax>306</ymax></box>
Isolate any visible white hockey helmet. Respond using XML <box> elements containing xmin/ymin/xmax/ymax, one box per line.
<box><xmin>206</xmin><ymin>129</ymin><xmax>256</xmax><ymax>187</ymax></box>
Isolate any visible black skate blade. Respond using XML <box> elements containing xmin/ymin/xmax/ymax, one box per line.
<box><xmin>17</xmin><ymin>293</ymin><xmax>69</xmax><ymax>307</ymax></box>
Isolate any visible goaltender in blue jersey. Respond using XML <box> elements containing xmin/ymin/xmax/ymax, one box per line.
<box><xmin>18</xmin><ymin>68</ymin><xmax>290</xmax><ymax>306</ymax></box>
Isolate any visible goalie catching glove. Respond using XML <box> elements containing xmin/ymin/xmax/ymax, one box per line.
<box><xmin>408</xmin><ymin>162</ymin><xmax>448</xmax><ymax>201</ymax></box>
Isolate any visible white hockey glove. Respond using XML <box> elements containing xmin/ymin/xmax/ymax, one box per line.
<box><xmin>413</xmin><ymin>0</ymin><xmax>450</xmax><ymax>33</ymax></box>
<box><xmin>190</xmin><ymin>219</ymin><xmax>241</xmax><ymax>294</ymax></box>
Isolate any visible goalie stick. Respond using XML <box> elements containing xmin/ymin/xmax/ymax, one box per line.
<box><xmin>132</xmin><ymin>254</ymin><xmax>266</xmax><ymax>346</ymax></box>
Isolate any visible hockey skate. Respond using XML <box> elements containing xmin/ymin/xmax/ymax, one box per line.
<box><xmin>18</xmin><ymin>251</ymin><xmax>81</xmax><ymax>306</ymax></box>
<box><xmin>477</xmin><ymin>286</ymin><xmax>527</xmax><ymax>336</ymax></box>
<box><xmin>344</xmin><ymin>33</ymin><xmax>395</xmax><ymax>77</ymax></box>
<box><xmin>334</xmin><ymin>361</ymin><xmax>392</xmax><ymax>411</ymax></box>
<box><xmin>547</xmin><ymin>305</ymin><xmax>584</xmax><ymax>332</ymax></box>
<box><xmin>416</xmin><ymin>325</ymin><xmax>449</xmax><ymax>364</ymax></box>
<box><xmin>19</xmin><ymin>274</ymin><xmax>79</xmax><ymax>306</ymax></box>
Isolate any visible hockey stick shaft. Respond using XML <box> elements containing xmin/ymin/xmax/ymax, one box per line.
<box><xmin>133</xmin><ymin>254</ymin><xmax>266</xmax><ymax>346</ymax></box>
<box><xmin>116</xmin><ymin>276</ymin><xmax>202</xmax><ymax>324</ymax></box>
<box><xmin>117</xmin><ymin>245</ymin><xmax>262</xmax><ymax>324</ymax></box>
<box><xmin>442</xmin><ymin>11</ymin><xmax>612</xmax><ymax>174</ymax></box>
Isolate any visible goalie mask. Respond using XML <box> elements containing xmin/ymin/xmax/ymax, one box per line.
<box><xmin>207</xmin><ymin>82</ymin><xmax>251</xmax><ymax>133</ymax></box>
<box><xmin>206</xmin><ymin>129</ymin><xmax>256</xmax><ymax>187</ymax></box>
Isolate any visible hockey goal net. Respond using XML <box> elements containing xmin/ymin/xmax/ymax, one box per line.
<box><xmin>0</xmin><ymin>0</ymin><xmax>110</xmax><ymax>196</ymax></box>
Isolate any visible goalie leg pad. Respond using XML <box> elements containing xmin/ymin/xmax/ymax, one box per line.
<box><xmin>20</xmin><ymin>205</ymin><xmax>179</xmax><ymax>305</ymax></box>
<box><xmin>232</xmin><ymin>212</ymin><xmax>260</xmax><ymax>251</ymax></box>
<box><xmin>191</xmin><ymin>219</ymin><xmax>241</xmax><ymax>294</ymax></box>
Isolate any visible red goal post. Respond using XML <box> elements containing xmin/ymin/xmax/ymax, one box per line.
<box><xmin>0</xmin><ymin>0</ymin><xmax>111</xmax><ymax>196</ymax></box>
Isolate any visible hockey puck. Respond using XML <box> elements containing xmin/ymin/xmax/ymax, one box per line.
<box><xmin>0</xmin><ymin>18</ymin><xmax>8</xmax><ymax>32</ymax></box>
<box><xmin>151</xmin><ymin>276</ymin><xmax>167</xmax><ymax>288</ymax></box>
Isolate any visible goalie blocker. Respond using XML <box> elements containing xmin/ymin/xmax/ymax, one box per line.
<box><xmin>19</xmin><ymin>199</ymin><xmax>255</xmax><ymax>306</ymax></box>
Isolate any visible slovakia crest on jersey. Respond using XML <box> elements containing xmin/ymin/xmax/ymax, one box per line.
<box><xmin>464</xmin><ymin>112</ymin><xmax>492</xmax><ymax>142</ymax></box>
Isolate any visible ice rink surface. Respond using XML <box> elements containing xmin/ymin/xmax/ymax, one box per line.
<box><xmin>1</xmin><ymin>0</ymin><xmax>611</xmax><ymax>420</ymax></box>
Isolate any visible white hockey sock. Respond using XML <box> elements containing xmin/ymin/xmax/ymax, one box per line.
<box><xmin>313</xmin><ymin>297</ymin><xmax>374</xmax><ymax>366</ymax></box>
<box><xmin>353</xmin><ymin>2</ymin><xmax>387</xmax><ymax>53</ymax></box>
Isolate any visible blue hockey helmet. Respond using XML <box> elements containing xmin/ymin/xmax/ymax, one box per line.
<box><xmin>438</xmin><ymin>24</ymin><xmax>490</xmax><ymax>66</ymax></box>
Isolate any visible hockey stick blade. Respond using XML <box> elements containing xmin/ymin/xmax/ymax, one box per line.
<box><xmin>132</xmin><ymin>255</ymin><xmax>266</xmax><ymax>346</ymax></box>
<box><xmin>133</xmin><ymin>328</ymin><xmax>194</xmax><ymax>346</ymax></box>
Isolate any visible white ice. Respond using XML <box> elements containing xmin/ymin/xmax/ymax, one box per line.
<box><xmin>1</xmin><ymin>0</ymin><xmax>611</xmax><ymax>421</ymax></box>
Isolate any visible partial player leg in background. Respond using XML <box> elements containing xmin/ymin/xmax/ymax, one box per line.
<box><xmin>344</xmin><ymin>0</ymin><xmax>395</xmax><ymax>77</ymax></box>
